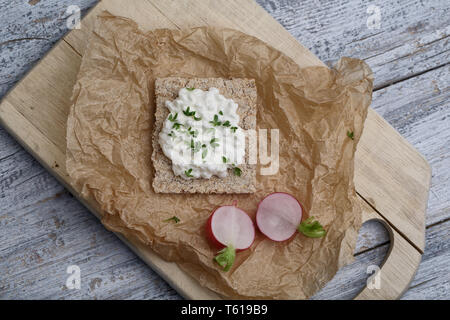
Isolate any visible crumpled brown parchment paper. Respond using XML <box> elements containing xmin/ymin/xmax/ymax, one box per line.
<box><xmin>66</xmin><ymin>12</ymin><xmax>373</xmax><ymax>299</ymax></box>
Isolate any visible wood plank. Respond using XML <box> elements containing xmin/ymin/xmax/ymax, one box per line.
<box><xmin>0</xmin><ymin>100</ymin><xmax>67</xmax><ymax>179</ymax></box>
<box><xmin>0</xmin><ymin>0</ymin><xmax>97</xmax><ymax>97</ymax></box>
<box><xmin>355</xmin><ymin>110</ymin><xmax>430</xmax><ymax>251</ymax></box>
<box><xmin>5</xmin><ymin>41</ymin><xmax>81</xmax><ymax>152</ymax></box>
<box><xmin>371</xmin><ymin>66</ymin><xmax>450</xmax><ymax>226</ymax></box>
<box><xmin>402</xmin><ymin>219</ymin><xmax>450</xmax><ymax>300</ymax></box>
<box><xmin>256</xmin><ymin>0</ymin><xmax>450</xmax><ymax>89</ymax></box>
<box><xmin>0</xmin><ymin>189</ymin><xmax>181</xmax><ymax>300</ymax></box>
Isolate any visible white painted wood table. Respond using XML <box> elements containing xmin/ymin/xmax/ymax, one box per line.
<box><xmin>0</xmin><ymin>0</ymin><xmax>448</xmax><ymax>299</ymax></box>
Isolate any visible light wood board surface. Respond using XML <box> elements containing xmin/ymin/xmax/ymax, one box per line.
<box><xmin>0</xmin><ymin>0</ymin><xmax>442</xmax><ymax>300</ymax></box>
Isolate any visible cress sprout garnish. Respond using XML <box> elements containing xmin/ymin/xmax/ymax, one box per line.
<box><xmin>185</xmin><ymin>168</ymin><xmax>194</xmax><ymax>177</ymax></box>
<box><xmin>187</xmin><ymin>127</ymin><xmax>198</xmax><ymax>137</ymax></box>
<box><xmin>164</xmin><ymin>216</ymin><xmax>180</xmax><ymax>223</ymax></box>
<box><xmin>190</xmin><ymin>139</ymin><xmax>201</xmax><ymax>153</ymax></box>
<box><xmin>210</xmin><ymin>137</ymin><xmax>219</xmax><ymax>148</ymax></box>
<box><xmin>209</xmin><ymin>114</ymin><xmax>222</xmax><ymax>127</ymax></box>
<box><xmin>202</xmin><ymin>147</ymin><xmax>208</xmax><ymax>159</ymax></box>
<box><xmin>183</xmin><ymin>106</ymin><xmax>196</xmax><ymax>117</ymax></box>
<box><xmin>347</xmin><ymin>130</ymin><xmax>354</xmax><ymax>140</ymax></box>
<box><xmin>214</xmin><ymin>245</ymin><xmax>235</xmax><ymax>272</ymax></box>
<box><xmin>297</xmin><ymin>217</ymin><xmax>326</xmax><ymax>238</ymax></box>
<box><xmin>168</xmin><ymin>113</ymin><xmax>178</xmax><ymax>122</ymax></box>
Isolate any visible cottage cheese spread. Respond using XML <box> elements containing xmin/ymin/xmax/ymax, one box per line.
<box><xmin>159</xmin><ymin>87</ymin><xmax>245</xmax><ymax>179</ymax></box>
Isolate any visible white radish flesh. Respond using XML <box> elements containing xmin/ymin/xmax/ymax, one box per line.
<box><xmin>209</xmin><ymin>205</ymin><xmax>255</xmax><ymax>250</ymax></box>
<box><xmin>256</xmin><ymin>192</ymin><xmax>303</xmax><ymax>242</ymax></box>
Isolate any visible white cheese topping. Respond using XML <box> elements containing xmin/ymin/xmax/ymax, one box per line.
<box><xmin>159</xmin><ymin>87</ymin><xmax>245</xmax><ymax>179</ymax></box>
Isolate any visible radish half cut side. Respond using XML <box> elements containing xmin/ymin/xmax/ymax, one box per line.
<box><xmin>206</xmin><ymin>203</ymin><xmax>255</xmax><ymax>271</ymax></box>
<box><xmin>207</xmin><ymin>204</ymin><xmax>255</xmax><ymax>250</ymax></box>
<box><xmin>256</xmin><ymin>192</ymin><xmax>303</xmax><ymax>242</ymax></box>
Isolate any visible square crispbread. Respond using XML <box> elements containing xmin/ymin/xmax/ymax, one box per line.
<box><xmin>151</xmin><ymin>77</ymin><xmax>257</xmax><ymax>194</ymax></box>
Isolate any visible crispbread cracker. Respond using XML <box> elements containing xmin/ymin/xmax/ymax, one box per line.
<box><xmin>151</xmin><ymin>77</ymin><xmax>257</xmax><ymax>193</ymax></box>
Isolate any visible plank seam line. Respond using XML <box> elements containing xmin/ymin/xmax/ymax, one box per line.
<box><xmin>0</xmin><ymin>37</ymin><xmax>49</xmax><ymax>47</ymax></box>
<box><xmin>0</xmin><ymin>102</ymin><xmax>66</xmax><ymax>156</ymax></box>
<box><xmin>426</xmin><ymin>216</ymin><xmax>450</xmax><ymax>229</ymax></box>
<box><xmin>0</xmin><ymin>149</ymin><xmax>21</xmax><ymax>162</ymax></box>
<box><xmin>374</xmin><ymin>61</ymin><xmax>450</xmax><ymax>91</ymax></box>
<box><xmin>356</xmin><ymin>191</ymin><xmax>424</xmax><ymax>254</ymax></box>
<box><xmin>407</xmin><ymin>276</ymin><xmax>437</xmax><ymax>290</ymax></box>
<box><xmin>62</xmin><ymin>39</ymin><xmax>82</xmax><ymax>57</ymax></box>
<box><xmin>354</xmin><ymin>240</ymin><xmax>389</xmax><ymax>257</ymax></box>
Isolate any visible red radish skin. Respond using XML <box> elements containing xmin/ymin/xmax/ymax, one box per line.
<box><xmin>206</xmin><ymin>203</ymin><xmax>255</xmax><ymax>251</ymax></box>
<box><xmin>256</xmin><ymin>192</ymin><xmax>304</xmax><ymax>242</ymax></box>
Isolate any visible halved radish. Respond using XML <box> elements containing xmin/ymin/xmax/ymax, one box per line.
<box><xmin>257</xmin><ymin>192</ymin><xmax>327</xmax><ymax>241</ymax></box>
<box><xmin>256</xmin><ymin>192</ymin><xmax>303</xmax><ymax>242</ymax></box>
<box><xmin>206</xmin><ymin>201</ymin><xmax>255</xmax><ymax>271</ymax></box>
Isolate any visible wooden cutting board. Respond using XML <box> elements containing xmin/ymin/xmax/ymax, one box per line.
<box><xmin>0</xmin><ymin>0</ymin><xmax>430</xmax><ymax>299</ymax></box>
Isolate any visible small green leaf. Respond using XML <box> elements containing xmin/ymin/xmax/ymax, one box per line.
<box><xmin>222</xmin><ymin>120</ymin><xmax>231</xmax><ymax>127</ymax></box>
<box><xmin>222</xmin><ymin>156</ymin><xmax>227</xmax><ymax>163</ymax></box>
<box><xmin>168</xmin><ymin>113</ymin><xmax>178</xmax><ymax>122</ymax></box>
<box><xmin>202</xmin><ymin>148</ymin><xmax>208</xmax><ymax>159</ymax></box>
<box><xmin>185</xmin><ymin>168</ymin><xmax>193</xmax><ymax>177</ymax></box>
<box><xmin>188</xmin><ymin>127</ymin><xmax>198</xmax><ymax>137</ymax></box>
<box><xmin>186</xmin><ymin>87</ymin><xmax>195</xmax><ymax>91</ymax></box>
<box><xmin>347</xmin><ymin>130</ymin><xmax>354</xmax><ymax>140</ymax></box>
<box><xmin>194</xmin><ymin>115</ymin><xmax>202</xmax><ymax>121</ymax></box>
<box><xmin>209</xmin><ymin>114</ymin><xmax>222</xmax><ymax>126</ymax></box>
<box><xmin>298</xmin><ymin>217</ymin><xmax>327</xmax><ymax>238</ymax></box>
<box><xmin>210</xmin><ymin>137</ymin><xmax>219</xmax><ymax>148</ymax></box>
<box><xmin>230</xmin><ymin>126</ymin><xmax>238</xmax><ymax>133</ymax></box>
<box><xmin>172</xmin><ymin>123</ymin><xmax>182</xmax><ymax>130</ymax></box>
<box><xmin>164</xmin><ymin>216</ymin><xmax>180</xmax><ymax>223</ymax></box>
<box><xmin>214</xmin><ymin>246</ymin><xmax>235</xmax><ymax>272</ymax></box>
<box><xmin>183</xmin><ymin>106</ymin><xmax>196</xmax><ymax>117</ymax></box>
<box><xmin>233</xmin><ymin>166</ymin><xmax>241</xmax><ymax>176</ymax></box>
<box><xmin>219</xmin><ymin>110</ymin><xmax>223</xmax><ymax>115</ymax></box>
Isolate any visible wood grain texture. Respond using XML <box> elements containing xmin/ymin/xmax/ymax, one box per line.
<box><xmin>258</xmin><ymin>0</ymin><xmax>449</xmax><ymax>89</ymax></box>
<box><xmin>0</xmin><ymin>0</ymin><xmax>447</xmax><ymax>299</ymax></box>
